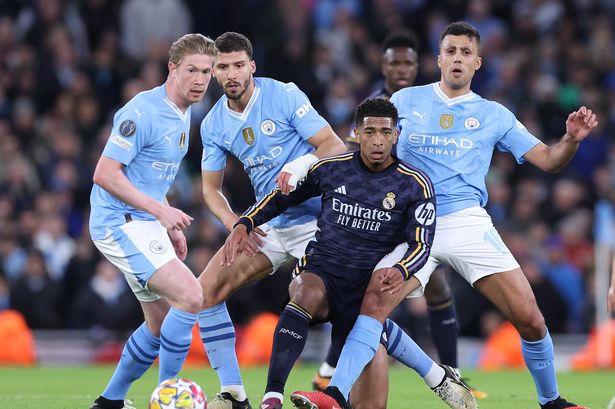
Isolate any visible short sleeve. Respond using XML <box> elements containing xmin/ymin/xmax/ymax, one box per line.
<box><xmin>280</xmin><ymin>82</ymin><xmax>328</xmax><ymax>141</ymax></box>
<box><xmin>102</xmin><ymin>104</ymin><xmax>151</xmax><ymax>166</ymax></box>
<box><xmin>200</xmin><ymin>114</ymin><xmax>227</xmax><ymax>171</ymax></box>
<box><xmin>495</xmin><ymin>106</ymin><xmax>541</xmax><ymax>164</ymax></box>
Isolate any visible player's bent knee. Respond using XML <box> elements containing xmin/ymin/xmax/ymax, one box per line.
<box><xmin>424</xmin><ymin>272</ymin><xmax>452</xmax><ymax>304</ymax></box>
<box><xmin>360</xmin><ymin>289</ymin><xmax>389</xmax><ymax>321</ymax></box>
<box><xmin>513</xmin><ymin>309</ymin><xmax>546</xmax><ymax>340</ymax></box>
<box><xmin>181</xmin><ymin>288</ymin><xmax>204</xmax><ymax>314</ymax></box>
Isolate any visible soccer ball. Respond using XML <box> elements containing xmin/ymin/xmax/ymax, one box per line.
<box><xmin>149</xmin><ymin>377</ymin><xmax>207</xmax><ymax>409</ymax></box>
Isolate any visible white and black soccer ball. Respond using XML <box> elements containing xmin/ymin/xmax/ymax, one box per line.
<box><xmin>149</xmin><ymin>377</ymin><xmax>207</xmax><ymax>409</ymax></box>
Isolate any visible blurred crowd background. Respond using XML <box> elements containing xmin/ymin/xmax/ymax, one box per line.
<box><xmin>1</xmin><ymin>0</ymin><xmax>615</xmax><ymax>349</ymax></box>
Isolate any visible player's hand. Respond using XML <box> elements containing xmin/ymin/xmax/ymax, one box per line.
<box><xmin>565</xmin><ymin>106</ymin><xmax>598</xmax><ymax>143</ymax></box>
<box><xmin>275</xmin><ymin>154</ymin><xmax>318</xmax><ymax>194</ymax></box>
<box><xmin>168</xmin><ymin>228</ymin><xmax>188</xmax><ymax>261</ymax></box>
<box><xmin>221</xmin><ymin>225</ymin><xmax>250</xmax><ymax>266</ymax></box>
<box><xmin>156</xmin><ymin>205</ymin><xmax>193</xmax><ymax>231</ymax></box>
<box><xmin>243</xmin><ymin>227</ymin><xmax>267</xmax><ymax>256</ymax></box>
<box><xmin>608</xmin><ymin>285</ymin><xmax>615</xmax><ymax>313</ymax></box>
<box><xmin>275</xmin><ymin>171</ymin><xmax>296</xmax><ymax>195</ymax></box>
<box><xmin>376</xmin><ymin>267</ymin><xmax>405</xmax><ymax>295</ymax></box>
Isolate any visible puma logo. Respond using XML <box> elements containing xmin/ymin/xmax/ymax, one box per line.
<box><xmin>413</xmin><ymin>111</ymin><xmax>427</xmax><ymax>122</ymax></box>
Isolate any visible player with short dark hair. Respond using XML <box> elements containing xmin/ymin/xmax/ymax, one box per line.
<box><xmin>324</xmin><ymin>31</ymin><xmax>483</xmax><ymax>400</ymax></box>
<box><xmin>292</xmin><ymin>21</ymin><xmax>597</xmax><ymax>409</ymax></box>
<box><xmin>225</xmin><ymin>98</ymin><xmax>476</xmax><ymax>409</ymax></box>
<box><xmin>197</xmin><ymin>31</ymin><xmax>347</xmax><ymax>409</ymax></box>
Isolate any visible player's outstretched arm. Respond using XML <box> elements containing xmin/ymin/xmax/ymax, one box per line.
<box><xmin>524</xmin><ymin>106</ymin><xmax>598</xmax><ymax>173</ymax></box>
<box><xmin>276</xmin><ymin>125</ymin><xmax>346</xmax><ymax>194</ymax></box>
<box><xmin>93</xmin><ymin>155</ymin><xmax>193</xmax><ymax>231</ymax></box>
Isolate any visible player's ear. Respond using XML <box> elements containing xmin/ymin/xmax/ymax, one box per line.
<box><xmin>475</xmin><ymin>56</ymin><xmax>482</xmax><ymax>70</ymax></box>
<box><xmin>436</xmin><ymin>54</ymin><xmax>441</xmax><ymax>69</ymax></box>
<box><xmin>393</xmin><ymin>129</ymin><xmax>399</xmax><ymax>144</ymax></box>
<box><xmin>168</xmin><ymin>61</ymin><xmax>176</xmax><ymax>76</ymax></box>
<box><xmin>250</xmin><ymin>60</ymin><xmax>256</xmax><ymax>74</ymax></box>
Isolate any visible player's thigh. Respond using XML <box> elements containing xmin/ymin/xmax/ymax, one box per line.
<box><xmin>92</xmin><ymin>220</ymin><xmax>178</xmax><ymax>303</ymax></box>
<box><xmin>288</xmin><ymin>271</ymin><xmax>329</xmax><ymax>319</ymax></box>
<box><xmin>148</xmin><ymin>258</ymin><xmax>202</xmax><ymax>311</ymax></box>
<box><xmin>199</xmin><ymin>248</ymin><xmax>273</xmax><ymax>308</ymax></box>
<box><xmin>350</xmin><ymin>344</ymin><xmax>388</xmax><ymax>409</ymax></box>
<box><xmin>424</xmin><ymin>266</ymin><xmax>452</xmax><ymax>305</ymax></box>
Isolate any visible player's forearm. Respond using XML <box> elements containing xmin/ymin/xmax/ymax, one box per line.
<box><xmin>202</xmin><ymin>189</ymin><xmax>238</xmax><ymax>231</ymax></box>
<box><xmin>544</xmin><ymin>133</ymin><xmax>580</xmax><ymax>172</ymax></box>
<box><xmin>95</xmin><ymin>170</ymin><xmax>164</xmax><ymax>216</ymax></box>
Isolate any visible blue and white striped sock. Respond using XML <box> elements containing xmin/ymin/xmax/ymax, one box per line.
<box><xmin>158</xmin><ymin>308</ymin><xmax>198</xmax><ymax>382</ymax></box>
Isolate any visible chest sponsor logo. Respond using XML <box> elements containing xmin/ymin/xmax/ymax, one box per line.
<box><xmin>179</xmin><ymin>132</ymin><xmax>186</xmax><ymax>149</ymax></box>
<box><xmin>415</xmin><ymin>202</ymin><xmax>435</xmax><ymax>226</ymax></box>
<box><xmin>260</xmin><ymin>119</ymin><xmax>276</xmax><ymax>135</ymax></box>
<box><xmin>382</xmin><ymin>192</ymin><xmax>396</xmax><ymax>210</ymax></box>
<box><xmin>119</xmin><ymin>119</ymin><xmax>136</xmax><ymax>137</ymax></box>
<box><xmin>464</xmin><ymin>117</ymin><xmax>480</xmax><ymax>129</ymax></box>
<box><xmin>242</xmin><ymin>127</ymin><xmax>255</xmax><ymax>145</ymax></box>
<box><xmin>439</xmin><ymin>114</ymin><xmax>454</xmax><ymax>129</ymax></box>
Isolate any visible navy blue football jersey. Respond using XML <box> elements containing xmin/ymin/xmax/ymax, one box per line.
<box><xmin>237</xmin><ymin>151</ymin><xmax>436</xmax><ymax>280</ymax></box>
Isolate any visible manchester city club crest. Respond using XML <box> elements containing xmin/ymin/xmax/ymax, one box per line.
<box><xmin>242</xmin><ymin>127</ymin><xmax>255</xmax><ymax>145</ymax></box>
<box><xmin>382</xmin><ymin>192</ymin><xmax>396</xmax><ymax>209</ymax></box>
<box><xmin>179</xmin><ymin>131</ymin><xmax>186</xmax><ymax>149</ymax></box>
<box><xmin>464</xmin><ymin>117</ymin><xmax>480</xmax><ymax>129</ymax></box>
<box><xmin>439</xmin><ymin>113</ymin><xmax>454</xmax><ymax>129</ymax></box>
<box><xmin>260</xmin><ymin>119</ymin><xmax>276</xmax><ymax>135</ymax></box>
<box><xmin>149</xmin><ymin>240</ymin><xmax>166</xmax><ymax>254</ymax></box>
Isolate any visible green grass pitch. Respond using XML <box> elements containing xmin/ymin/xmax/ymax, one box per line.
<box><xmin>1</xmin><ymin>365</ymin><xmax>614</xmax><ymax>409</ymax></box>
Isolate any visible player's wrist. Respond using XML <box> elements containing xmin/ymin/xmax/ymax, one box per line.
<box><xmin>233</xmin><ymin>216</ymin><xmax>253</xmax><ymax>233</ymax></box>
<box><xmin>393</xmin><ymin>264</ymin><xmax>410</xmax><ymax>280</ymax></box>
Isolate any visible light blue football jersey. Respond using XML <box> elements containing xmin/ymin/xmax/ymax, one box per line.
<box><xmin>90</xmin><ymin>84</ymin><xmax>191</xmax><ymax>240</ymax></box>
<box><xmin>391</xmin><ymin>82</ymin><xmax>541</xmax><ymax>216</ymax></box>
<box><xmin>201</xmin><ymin>77</ymin><xmax>327</xmax><ymax>227</ymax></box>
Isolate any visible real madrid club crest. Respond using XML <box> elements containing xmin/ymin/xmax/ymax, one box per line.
<box><xmin>383</xmin><ymin>192</ymin><xmax>396</xmax><ymax>210</ymax></box>
<box><xmin>260</xmin><ymin>119</ymin><xmax>276</xmax><ymax>135</ymax></box>
<box><xmin>179</xmin><ymin>132</ymin><xmax>186</xmax><ymax>149</ymax></box>
<box><xmin>242</xmin><ymin>127</ymin><xmax>255</xmax><ymax>145</ymax></box>
<box><xmin>439</xmin><ymin>113</ymin><xmax>454</xmax><ymax>129</ymax></box>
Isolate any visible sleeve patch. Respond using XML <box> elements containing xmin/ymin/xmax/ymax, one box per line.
<box><xmin>119</xmin><ymin>119</ymin><xmax>137</xmax><ymax>137</ymax></box>
<box><xmin>414</xmin><ymin>202</ymin><xmax>435</xmax><ymax>225</ymax></box>
<box><xmin>109</xmin><ymin>134</ymin><xmax>134</xmax><ymax>151</ymax></box>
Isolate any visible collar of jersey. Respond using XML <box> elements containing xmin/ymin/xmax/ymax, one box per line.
<box><xmin>224</xmin><ymin>85</ymin><xmax>261</xmax><ymax>121</ymax></box>
<box><xmin>161</xmin><ymin>84</ymin><xmax>190</xmax><ymax>122</ymax></box>
<box><xmin>432</xmin><ymin>82</ymin><xmax>476</xmax><ymax>106</ymax></box>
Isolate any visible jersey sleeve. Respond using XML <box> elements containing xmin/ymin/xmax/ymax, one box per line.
<box><xmin>236</xmin><ymin>165</ymin><xmax>322</xmax><ymax>232</ymax></box>
<box><xmin>494</xmin><ymin>105</ymin><xmax>541</xmax><ymax>164</ymax></box>
<box><xmin>102</xmin><ymin>104</ymin><xmax>151</xmax><ymax>165</ymax></box>
<box><xmin>280</xmin><ymin>82</ymin><xmax>329</xmax><ymax>141</ymax></box>
<box><xmin>200</xmin><ymin>114</ymin><xmax>227</xmax><ymax>171</ymax></box>
<box><xmin>393</xmin><ymin>168</ymin><xmax>437</xmax><ymax>280</ymax></box>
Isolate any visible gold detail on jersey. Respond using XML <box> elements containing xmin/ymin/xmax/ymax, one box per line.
<box><xmin>242</xmin><ymin>127</ymin><xmax>255</xmax><ymax>145</ymax></box>
<box><xmin>179</xmin><ymin>132</ymin><xmax>186</xmax><ymax>149</ymax></box>
<box><xmin>439</xmin><ymin>114</ymin><xmax>454</xmax><ymax>129</ymax></box>
<box><xmin>383</xmin><ymin>191</ymin><xmax>396</xmax><ymax>210</ymax></box>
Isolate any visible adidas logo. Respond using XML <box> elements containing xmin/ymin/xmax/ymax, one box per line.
<box><xmin>334</xmin><ymin>185</ymin><xmax>347</xmax><ymax>194</ymax></box>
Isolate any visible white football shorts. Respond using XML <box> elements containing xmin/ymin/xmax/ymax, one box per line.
<box><xmin>93</xmin><ymin>220</ymin><xmax>178</xmax><ymax>302</ymax></box>
<box><xmin>259</xmin><ymin>219</ymin><xmax>319</xmax><ymax>273</ymax></box>
<box><xmin>375</xmin><ymin>206</ymin><xmax>520</xmax><ymax>297</ymax></box>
